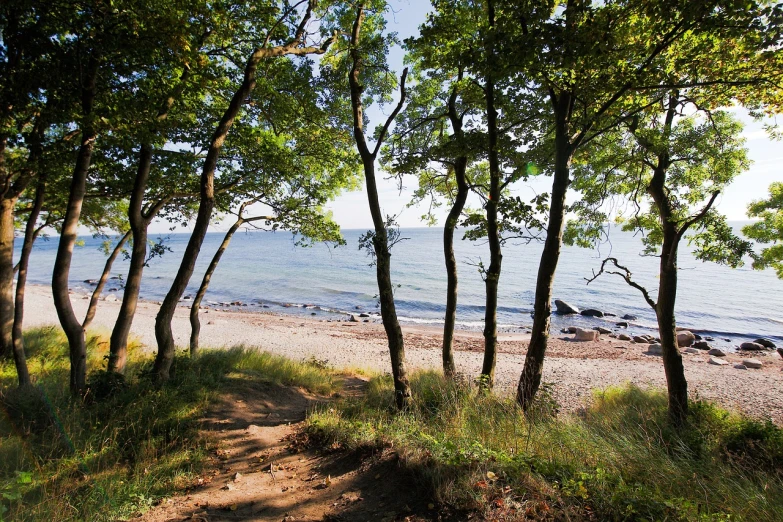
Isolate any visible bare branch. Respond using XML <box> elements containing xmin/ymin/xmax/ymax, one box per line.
<box><xmin>586</xmin><ymin>257</ymin><xmax>657</xmax><ymax>309</ymax></box>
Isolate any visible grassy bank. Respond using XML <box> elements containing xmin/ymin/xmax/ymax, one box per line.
<box><xmin>0</xmin><ymin>327</ymin><xmax>338</xmax><ymax>521</ymax></box>
<box><xmin>308</xmin><ymin>371</ymin><xmax>783</xmax><ymax>521</ymax></box>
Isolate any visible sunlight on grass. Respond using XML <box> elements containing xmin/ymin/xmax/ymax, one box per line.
<box><xmin>307</xmin><ymin>371</ymin><xmax>783</xmax><ymax>521</ymax></box>
<box><xmin>0</xmin><ymin>327</ymin><xmax>340</xmax><ymax>521</ymax></box>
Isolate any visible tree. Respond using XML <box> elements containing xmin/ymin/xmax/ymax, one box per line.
<box><xmin>513</xmin><ymin>0</ymin><xmax>782</xmax><ymax>412</ymax></box>
<box><xmin>577</xmin><ymin>98</ymin><xmax>752</xmax><ymax>424</ymax></box>
<box><xmin>744</xmin><ymin>182</ymin><xmax>783</xmax><ymax>278</ymax></box>
<box><xmin>152</xmin><ymin>0</ymin><xmax>336</xmax><ymax>382</ymax></box>
<box><xmin>324</xmin><ymin>1</ymin><xmax>413</xmax><ymax>408</ymax></box>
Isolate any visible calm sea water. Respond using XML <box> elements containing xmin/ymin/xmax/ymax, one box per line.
<box><xmin>16</xmin><ymin>225</ymin><xmax>783</xmax><ymax>348</ymax></box>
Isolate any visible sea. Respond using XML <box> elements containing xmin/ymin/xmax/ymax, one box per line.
<box><xmin>16</xmin><ymin>225</ymin><xmax>783</xmax><ymax>350</ymax></box>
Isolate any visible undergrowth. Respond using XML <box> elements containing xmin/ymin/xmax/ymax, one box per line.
<box><xmin>0</xmin><ymin>327</ymin><xmax>338</xmax><ymax>521</ymax></box>
<box><xmin>307</xmin><ymin>371</ymin><xmax>783</xmax><ymax>521</ymax></box>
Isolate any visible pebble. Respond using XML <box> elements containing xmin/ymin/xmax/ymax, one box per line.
<box><xmin>709</xmin><ymin>357</ymin><xmax>728</xmax><ymax>366</ymax></box>
<box><xmin>618</xmin><ymin>334</ymin><xmax>632</xmax><ymax>341</ymax></box>
<box><xmin>646</xmin><ymin>344</ymin><xmax>663</xmax><ymax>355</ymax></box>
<box><xmin>707</xmin><ymin>348</ymin><xmax>726</xmax><ymax>357</ymax></box>
<box><xmin>734</xmin><ymin>364</ymin><xmax>747</xmax><ymax>370</ymax></box>
<box><xmin>684</xmin><ymin>348</ymin><xmax>700</xmax><ymax>354</ymax></box>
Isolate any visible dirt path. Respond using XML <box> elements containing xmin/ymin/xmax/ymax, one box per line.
<box><xmin>136</xmin><ymin>378</ymin><xmax>437</xmax><ymax>522</ymax></box>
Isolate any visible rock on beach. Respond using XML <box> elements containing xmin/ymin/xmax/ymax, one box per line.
<box><xmin>573</xmin><ymin>328</ymin><xmax>599</xmax><ymax>341</ymax></box>
<box><xmin>740</xmin><ymin>342</ymin><xmax>766</xmax><ymax>351</ymax></box>
<box><xmin>554</xmin><ymin>299</ymin><xmax>580</xmax><ymax>315</ymax></box>
<box><xmin>676</xmin><ymin>331</ymin><xmax>696</xmax><ymax>347</ymax></box>
<box><xmin>581</xmin><ymin>308</ymin><xmax>604</xmax><ymax>317</ymax></box>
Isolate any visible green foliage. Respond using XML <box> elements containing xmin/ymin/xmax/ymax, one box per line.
<box><xmin>744</xmin><ymin>182</ymin><xmax>783</xmax><ymax>278</ymax></box>
<box><xmin>309</xmin><ymin>376</ymin><xmax>783</xmax><ymax>521</ymax></box>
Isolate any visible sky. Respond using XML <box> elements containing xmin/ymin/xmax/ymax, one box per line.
<box><xmin>150</xmin><ymin>0</ymin><xmax>781</xmax><ymax>234</ymax></box>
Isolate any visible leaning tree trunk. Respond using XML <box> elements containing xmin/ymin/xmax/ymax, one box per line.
<box><xmin>441</xmin><ymin>78</ymin><xmax>469</xmax><ymax>378</ymax></box>
<box><xmin>516</xmin><ymin>96</ymin><xmax>573</xmax><ymax>409</ymax></box>
<box><xmin>190</xmin><ymin>217</ymin><xmax>244</xmax><ymax>354</ymax></box>
<box><xmin>152</xmin><ymin>6</ymin><xmax>330</xmax><ymax>382</ymax></box>
<box><xmin>11</xmin><ymin>174</ymin><xmax>47</xmax><ymax>386</ymax></box>
<box><xmin>82</xmin><ymin>230</ymin><xmax>131</xmax><ymax>330</ymax></box>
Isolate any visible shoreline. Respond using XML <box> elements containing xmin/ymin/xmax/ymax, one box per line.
<box><xmin>22</xmin><ymin>283</ymin><xmax>783</xmax><ymax>423</ymax></box>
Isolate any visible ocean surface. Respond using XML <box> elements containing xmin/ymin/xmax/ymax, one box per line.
<box><xmin>16</xmin><ymin>225</ymin><xmax>783</xmax><ymax>349</ymax></box>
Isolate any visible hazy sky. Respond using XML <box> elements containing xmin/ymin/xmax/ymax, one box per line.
<box><xmin>151</xmin><ymin>0</ymin><xmax>781</xmax><ymax>234</ymax></box>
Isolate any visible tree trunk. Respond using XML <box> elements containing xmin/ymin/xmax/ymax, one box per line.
<box><xmin>190</xmin><ymin>217</ymin><xmax>243</xmax><ymax>354</ymax></box>
<box><xmin>152</xmin><ymin>56</ymin><xmax>256</xmax><ymax>382</ymax></box>
<box><xmin>442</xmin><ymin>80</ymin><xmax>468</xmax><ymax>378</ymax></box>
<box><xmin>348</xmin><ymin>6</ymin><xmax>411</xmax><ymax>409</ymax></box>
<box><xmin>11</xmin><ymin>175</ymin><xmax>46</xmax><ymax>386</ymax></box>
<box><xmin>109</xmin><ymin>144</ymin><xmax>154</xmax><ymax>373</ymax></box>
<box><xmin>0</xmin><ymin>197</ymin><xmax>16</xmax><ymax>359</ymax></box>
<box><xmin>516</xmin><ymin>94</ymin><xmax>573</xmax><ymax>410</ymax></box>
<box><xmin>52</xmin><ymin>130</ymin><xmax>96</xmax><ymax>395</ymax></box>
<box><xmin>655</xmin><ymin>232</ymin><xmax>688</xmax><ymax>425</ymax></box>
<box><xmin>442</xmin><ymin>160</ymin><xmax>468</xmax><ymax>378</ymax></box>
<box><xmin>480</xmin><ymin>3</ymin><xmax>501</xmax><ymax>389</ymax></box>
<box><xmin>151</xmin><ymin>8</ymin><xmax>329</xmax><ymax>382</ymax></box>
<box><xmin>82</xmin><ymin>230</ymin><xmax>131</xmax><ymax>330</ymax></box>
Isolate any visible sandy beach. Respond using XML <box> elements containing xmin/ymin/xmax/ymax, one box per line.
<box><xmin>22</xmin><ymin>284</ymin><xmax>783</xmax><ymax>423</ymax></box>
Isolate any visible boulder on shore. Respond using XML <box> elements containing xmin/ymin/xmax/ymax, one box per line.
<box><xmin>349</xmin><ymin>315</ymin><xmax>359</xmax><ymax>323</ymax></box>
<box><xmin>618</xmin><ymin>334</ymin><xmax>632</xmax><ymax>341</ymax></box>
<box><xmin>740</xmin><ymin>342</ymin><xmax>765</xmax><ymax>351</ymax></box>
<box><xmin>633</xmin><ymin>335</ymin><xmax>651</xmax><ymax>344</ymax></box>
<box><xmin>573</xmin><ymin>328</ymin><xmax>599</xmax><ymax>341</ymax></box>
<box><xmin>617</xmin><ymin>321</ymin><xmax>629</xmax><ymax>328</ymax></box>
<box><xmin>676</xmin><ymin>331</ymin><xmax>696</xmax><ymax>347</ymax></box>
<box><xmin>742</xmin><ymin>358</ymin><xmax>763</xmax><ymax>369</ymax></box>
<box><xmin>777</xmin><ymin>347</ymin><xmax>783</xmax><ymax>360</ymax></box>
<box><xmin>709</xmin><ymin>357</ymin><xmax>728</xmax><ymax>366</ymax></box>
<box><xmin>693</xmin><ymin>341</ymin><xmax>711</xmax><ymax>350</ymax></box>
<box><xmin>646</xmin><ymin>343</ymin><xmax>663</xmax><ymax>355</ymax></box>
<box><xmin>708</xmin><ymin>348</ymin><xmax>726</xmax><ymax>357</ymax></box>
<box><xmin>581</xmin><ymin>308</ymin><xmax>604</xmax><ymax>318</ymax></box>
<box><xmin>554</xmin><ymin>299</ymin><xmax>580</xmax><ymax>315</ymax></box>
<box><xmin>594</xmin><ymin>326</ymin><xmax>612</xmax><ymax>334</ymax></box>
<box><xmin>622</xmin><ymin>314</ymin><xmax>638</xmax><ymax>320</ymax></box>
<box><xmin>754</xmin><ymin>338</ymin><xmax>776</xmax><ymax>349</ymax></box>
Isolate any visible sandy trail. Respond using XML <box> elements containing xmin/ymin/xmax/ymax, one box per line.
<box><xmin>23</xmin><ymin>284</ymin><xmax>783</xmax><ymax>423</ymax></box>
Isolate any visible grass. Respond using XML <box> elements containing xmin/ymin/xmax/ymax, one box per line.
<box><xmin>307</xmin><ymin>371</ymin><xmax>783</xmax><ymax>521</ymax></box>
<box><xmin>0</xmin><ymin>327</ymin><xmax>339</xmax><ymax>522</ymax></box>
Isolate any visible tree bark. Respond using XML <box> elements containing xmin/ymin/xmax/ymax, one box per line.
<box><xmin>11</xmin><ymin>174</ymin><xmax>47</xmax><ymax>386</ymax></box>
<box><xmin>152</xmin><ymin>5</ymin><xmax>332</xmax><ymax>382</ymax></box>
<box><xmin>480</xmin><ymin>0</ymin><xmax>502</xmax><ymax>389</ymax></box>
<box><xmin>82</xmin><ymin>229</ymin><xmax>131</xmax><ymax>330</ymax></box>
<box><xmin>349</xmin><ymin>6</ymin><xmax>411</xmax><ymax>409</ymax></box>
<box><xmin>516</xmin><ymin>93</ymin><xmax>573</xmax><ymax>410</ymax></box>
<box><xmin>0</xmin><ymin>196</ymin><xmax>16</xmax><ymax>359</ymax></box>
<box><xmin>442</xmin><ymin>82</ymin><xmax>469</xmax><ymax>378</ymax></box>
<box><xmin>190</xmin><ymin>217</ymin><xmax>243</xmax><ymax>354</ymax></box>
<box><xmin>52</xmin><ymin>58</ymin><xmax>99</xmax><ymax>395</ymax></box>
<box><xmin>109</xmin><ymin>144</ymin><xmax>155</xmax><ymax>373</ymax></box>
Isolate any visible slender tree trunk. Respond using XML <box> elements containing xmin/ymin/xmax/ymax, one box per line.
<box><xmin>81</xmin><ymin>230</ymin><xmax>131</xmax><ymax>330</ymax></box>
<box><xmin>11</xmin><ymin>175</ymin><xmax>46</xmax><ymax>386</ymax></box>
<box><xmin>190</xmin><ymin>217</ymin><xmax>243</xmax><ymax>354</ymax></box>
<box><xmin>152</xmin><ymin>53</ymin><xmax>255</xmax><ymax>382</ymax></box>
<box><xmin>52</xmin><ymin>58</ymin><xmax>98</xmax><ymax>395</ymax></box>
<box><xmin>516</xmin><ymin>95</ymin><xmax>573</xmax><ymax>409</ymax></box>
<box><xmin>151</xmin><ymin>6</ymin><xmax>329</xmax><ymax>382</ymax></box>
<box><xmin>348</xmin><ymin>6</ymin><xmax>411</xmax><ymax>409</ymax></box>
<box><xmin>480</xmin><ymin>2</ymin><xmax>501</xmax><ymax>388</ymax></box>
<box><xmin>0</xmin><ymin>197</ymin><xmax>16</xmax><ymax>359</ymax></box>
<box><xmin>109</xmin><ymin>145</ymin><xmax>154</xmax><ymax>373</ymax></box>
<box><xmin>442</xmin><ymin>160</ymin><xmax>468</xmax><ymax>378</ymax></box>
<box><xmin>442</xmin><ymin>79</ymin><xmax>468</xmax><ymax>378</ymax></box>
<box><xmin>655</xmin><ymin>232</ymin><xmax>688</xmax><ymax>425</ymax></box>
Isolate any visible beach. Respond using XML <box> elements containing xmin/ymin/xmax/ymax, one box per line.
<box><xmin>21</xmin><ymin>284</ymin><xmax>783</xmax><ymax>423</ymax></box>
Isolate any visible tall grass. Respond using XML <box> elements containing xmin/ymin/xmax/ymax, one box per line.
<box><xmin>0</xmin><ymin>327</ymin><xmax>339</xmax><ymax>521</ymax></box>
<box><xmin>308</xmin><ymin>371</ymin><xmax>783</xmax><ymax>521</ymax></box>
